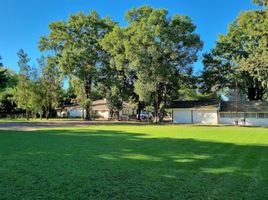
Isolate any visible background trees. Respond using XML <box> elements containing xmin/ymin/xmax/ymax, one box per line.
<box><xmin>39</xmin><ymin>11</ymin><xmax>115</xmax><ymax>120</ymax></box>
<box><xmin>14</xmin><ymin>49</ymin><xmax>33</xmax><ymax>119</ymax></box>
<box><xmin>200</xmin><ymin>7</ymin><xmax>268</xmax><ymax>101</ymax></box>
<box><xmin>2</xmin><ymin>1</ymin><xmax>266</xmax><ymax>121</ymax></box>
<box><xmin>124</xmin><ymin>6</ymin><xmax>203</xmax><ymax>122</ymax></box>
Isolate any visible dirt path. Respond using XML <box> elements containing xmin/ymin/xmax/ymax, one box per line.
<box><xmin>0</xmin><ymin>120</ymin><xmax>146</xmax><ymax>131</ymax></box>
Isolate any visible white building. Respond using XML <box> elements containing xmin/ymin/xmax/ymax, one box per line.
<box><xmin>219</xmin><ymin>101</ymin><xmax>268</xmax><ymax>126</ymax></box>
<box><xmin>169</xmin><ymin>101</ymin><xmax>219</xmax><ymax>124</ymax></box>
<box><xmin>169</xmin><ymin>101</ymin><xmax>268</xmax><ymax>126</ymax></box>
<box><xmin>57</xmin><ymin>99</ymin><xmax>136</xmax><ymax>120</ymax></box>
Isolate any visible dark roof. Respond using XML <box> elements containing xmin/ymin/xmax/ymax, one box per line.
<box><xmin>220</xmin><ymin>101</ymin><xmax>268</xmax><ymax>112</ymax></box>
<box><xmin>169</xmin><ymin>100</ymin><xmax>219</xmax><ymax>110</ymax></box>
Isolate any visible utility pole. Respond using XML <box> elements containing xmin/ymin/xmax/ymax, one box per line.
<box><xmin>235</xmin><ymin>80</ymin><xmax>238</xmax><ymax>126</ymax></box>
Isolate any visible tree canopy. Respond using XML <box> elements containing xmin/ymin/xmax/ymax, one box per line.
<box><xmin>201</xmin><ymin>9</ymin><xmax>268</xmax><ymax>101</ymax></box>
<box><xmin>39</xmin><ymin>11</ymin><xmax>115</xmax><ymax>119</ymax></box>
<box><xmin>124</xmin><ymin>6</ymin><xmax>203</xmax><ymax>122</ymax></box>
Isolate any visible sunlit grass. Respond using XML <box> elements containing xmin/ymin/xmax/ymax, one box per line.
<box><xmin>0</xmin><ymin>125</ymin><xmax>267</xmax><ymax>199</ymax></box>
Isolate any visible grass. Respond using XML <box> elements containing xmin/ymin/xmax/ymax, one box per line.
<box><xmin>0</xmin><ymin>125</ymin><xmax>268</xmax><ymax>199</ymax></box>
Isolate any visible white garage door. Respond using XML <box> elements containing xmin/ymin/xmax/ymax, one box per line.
<box><xmin>193</xmin><ymin>110</ymin><xmax>217</xmax><ymax>124</ymax></box>
<box><xmin>173</xmin><ymin>110</ymin><xmax>192</xmax><ymax>124</ymax></box>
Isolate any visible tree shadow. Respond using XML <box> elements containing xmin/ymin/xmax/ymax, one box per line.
<box><xmin>0</xmin><ymin>128</ymin><xmax>267</xmax><ymax>199</ymax></box>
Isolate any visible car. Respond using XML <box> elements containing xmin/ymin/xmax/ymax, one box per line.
<box><xmin>138</xmin><ymin>111</ymin><xmax>153</xmax><ymax>120</ymax></box>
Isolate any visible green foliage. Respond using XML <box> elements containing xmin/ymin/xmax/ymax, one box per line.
<box><xmin>13</xmin><ymin>50</ymin><xmax>33</xmax><ymax>118</ymax></box>
<box><xmin>39</xmin><ymin>11</ymin><xmax>115</xmax><ymax>120</ymax></box>
<box><xmin>37</xmin><ymin>56</ymin><xmax>63</xmax><ymax>119</ymax></box>
<box><xmin>201</xmin><ymin>10</ymin><xmax>268</xmax><ymax>101</ymax></box>
<box><xmin>100</xmin><ymin>25</ymin><xmax>135</xmax><ymax>117</ymax></box>
<box><xmin>0</xmin><ymin>56</ymin><xmax>9</xmax><ymax>91</ymax></box>
<box><xmin>252</xmin><ymin>0</ymin><xmax>268</xmax><ymax>6</ymax></box>
<box><xmin>124</xmin><ymin>6</ymin><xmax>203</xmax><ymax>122</ymax></box>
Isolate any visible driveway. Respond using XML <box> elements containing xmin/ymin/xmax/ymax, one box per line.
<box><xmin>0</xmin><ymin>120</ymin><xmax>145</xmax><ymax>131</ymax></box>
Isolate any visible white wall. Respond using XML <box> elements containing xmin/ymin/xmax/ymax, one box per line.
<box><xmin>69</xmin><ymin>109</ymin><xmax>83</xmax><ymax>118</ymax></box>
<box><xmin>246</xmin><ymin>118</ymin><xmax>268</xmax><ymax>126</ymax></box>
<box><xmin>173</xmin><ymin>110</ymin><xmax>192</xmax><ymax>124</ymax></box>
<box><xmin>173</xmin><ymin>110</ymin><xmax>218</xmax><ymax>124</ymax></box>
<box><xmin>96</xmin><ymin>111</ymin><xmax>109</xmax><ymax>119</ymax></box>
<box><xmin>193</xmin><ymin>111</ymin><xmax>218</xmax><ymax>124</ymax></box>
<box><xmin>219</xmin><ymin>117</ymin><xmax>268</xmax><ymax>126</ymax></box>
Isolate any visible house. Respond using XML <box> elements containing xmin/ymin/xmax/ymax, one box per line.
<box><xmin>57</xmin><ymin>104</ymin><xmax>85</xmax><ymax>118</ymax></box>
<box><xmin>169</xmin><ymin>100</ymin><xmax>268</xmax><ymax>126</ymax></box>
<box><xmin>169</xmin><ymin>101</ymin><xmax>219</xmax><ymax>124</ymax></box>
<box><xmin>219</xmin><ymin>101</ymin><xmax>268</xmax><ymax>126</ymax></box>
<box><xmin>57</xmin><ymin>99</ymin><xmax>136</xmax><ymax>120</ymax></box>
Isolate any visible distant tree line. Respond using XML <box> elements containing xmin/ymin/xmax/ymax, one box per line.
<box><xmin>0</xmin><ymin>0</ymin><xmax>267</xmax><ymax>122</ymax></box>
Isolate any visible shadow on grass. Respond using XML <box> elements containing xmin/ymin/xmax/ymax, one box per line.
<box><xmin>0</xmin><ymin>128</ymin><xmax>267</xmax><ymax>199</ymax></box>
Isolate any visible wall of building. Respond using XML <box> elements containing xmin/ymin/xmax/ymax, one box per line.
<box><xmin>219</xmin><ymin>117</ymin><xmax>268</xmax><ymax>126</ymax></box>
<box><xmin>173</xmin><ymin>110</ymin><xmax>218</xmax><ymax>124</ymax></box>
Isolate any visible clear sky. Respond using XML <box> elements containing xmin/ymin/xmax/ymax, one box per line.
<box><xmin>0</xmin><ymin>0</ymin><xmax>258</xmax><ymax>73</ymax></box>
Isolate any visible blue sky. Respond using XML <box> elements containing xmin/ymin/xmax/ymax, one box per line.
<box><xmin>0</xmin><ymin>0</ymin><xmax>258</xmax><ymax>73</ymax></box>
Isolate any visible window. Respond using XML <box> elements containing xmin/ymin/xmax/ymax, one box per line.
<box><xmin>220</xmin><ymin>113</ymin><xmax>244</xmax><ymax>118</ymax></box>
<box><xmin>257</xmin><ymin>113</ymin><xmax>268</xmax><ymax>118</ymax></box>
<box><xmin>245</xmin><ymin>113</ymin><xmax>257</xmax><ymax>118</ymax></box>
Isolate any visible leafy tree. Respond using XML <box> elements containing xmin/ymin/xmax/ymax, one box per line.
<box><xmin>0</xmin><ymin>56</ymin><xmax>9</xmax><ymax>91</ymax></box>
<box><xmin>100</xmin><ymin>26</ymin><xmax>135</xmax><ymax>120</ymax></box>
<box><xmin>37</xmin><ymin>56</ymin><xmax>63</xmax><ymax>119</ymax></box>
<box><xmin>0</xmin><ymin>70</ymin><xmax>18</xmax><ymax>117</ymax></box>
<box><xmin>201</xmin><ymin>9</ymin><xmax>268</xmax><ymax>100</ymax></box>
<box><xmin>14</xmin><ymin>49</ymin><xmax>32</xmax><ymax>120</ymax></box>
<box><xmin>252</xmin><ymin>0</ymin><xmax>268</xmax><ymax>6</ymax></box>
<box><xmin>39</xmin><ymin>11</ymin><xmax>115</xmax><ymax>120</ymax></box>
<box><xmin>124</xmin><ymin>6</ymin><xmax>203</xmax><ymax>122</ymax></box>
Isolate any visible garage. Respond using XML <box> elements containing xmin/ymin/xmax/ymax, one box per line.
<box><xmin>169</xmin><ymin>101</ymin><xmax>219</xmax><ymax>124</ymax></box>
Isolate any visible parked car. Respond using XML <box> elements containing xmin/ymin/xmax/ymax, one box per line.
<box><xmin>138</xmin><ymin>112</ymin><xmax>153</xmax><ymax>120</ymax></box>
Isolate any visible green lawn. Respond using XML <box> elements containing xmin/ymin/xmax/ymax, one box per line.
<box><xmin>0</xmin><ymin>125</ymin><xmax>268</xmax><ymax>199</ymax></box>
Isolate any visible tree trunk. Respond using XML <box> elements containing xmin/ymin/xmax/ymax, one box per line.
<box><xmin>117</xmin><ymin>111</ymin><xmax>120</xmax><ymax>121</ymax></box>
<box><xmin>82</xmin><ymin>108</ymin><xmax>85</xmax><ymax>119</ymax></box>
<box><xmin>45</xmin><ymin>110</ymin><xmax>49</xmax><ymax>120</ymax></box>
<box><xmin>84</xmin><ymin>75</ymin><xmax>92</xmax><ymax>120</ymax></box>
<box><xmin>26</xmin><ymin>110</ymin><xmax>29</xmax><ymax>121</ymax></box>
<box><xmin>85</xmin><ymin>104</ymin><xmax>91</xmax><ymax>120</ymax></box>
<box><xmin>137</xmin><ymin>102</ymin><xmax>142</xmax><ymax>120</ymax></box>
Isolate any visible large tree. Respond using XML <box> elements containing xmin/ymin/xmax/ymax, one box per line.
<box><xmin>201</xmin><ymin>9</ymin><xmax>268</xmax><ymax>100</ymax></box>
<box><xmin>37</xmin><ymin>56</ymin><xmax>63</xmax><ymax>119</ymax></box>
<box><xmin>39</xmin><ymin>11</ymin><xmax>115</xmax><ymax>120</ymax></box>
<box><xmin>100</xmin><ymin>26</ymin><xmax>135</xmax><ymax>120</ymax></box>
<box><xmin>14</xmin><ymin>49</ymin><xmax>33</xmax><ymax>120</ymax></box>
<box><xmin>123</xmin><ymin>6</ymin><xmax>203</xmax><ymax>122</ymax></box>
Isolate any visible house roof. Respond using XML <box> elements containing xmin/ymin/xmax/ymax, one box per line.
<box><xmin>169</xmin><ymin>100</ymin><xmax>219</xmax><ymax>110</ymax></box>
<box><xmin>220</xmin><ymin>101</ymin><xmax>268</xmax><ymax>112</ymax></box>
<box><xmin>91</xmin><ymin>99</ymin><xmax>109</xmax><ymax>111</ymax></box>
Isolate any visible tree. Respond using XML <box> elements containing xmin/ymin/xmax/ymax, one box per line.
<box><xmin>100</xmin><ymin>26</ymin><xmax>135</xmax><ymax>120</ymax></box>
<box><xmin>0</xmin><ymin>56</ymin><xmax>9</xmax><ymax>91</ymax></box>
<box><xmin>39</xmin><ymin>11</ymin><xmax>115</xmax><ymax>120</ymax></box>
<box><xmin>37</xmin><ymin>56</ymin><xmax>63</xmax><ymax>119</ymax></box>
<box><xmin>201</xmin><ymin>9</ymin><xmax>268</xmax><ymax>101</ymax></box>
<box><xmin>252</xmin><ymin>0</ymin><xmax>268</xmax><ymax>7</ymax></box>
<box><xmin>14</xmin><ymin>49</ymin><xmax>32</xmax><ymax>120</ymax></box>
<box><xmin>124</xmin><ymin>6</ymin><xmax>203</xmax><ymax>122</ymax></box>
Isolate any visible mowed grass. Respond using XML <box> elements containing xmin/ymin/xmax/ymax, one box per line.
<box><xmin>0</xmin><ymin>125</ymin><xmax>268</xmax><ymax>200</ymax></box>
